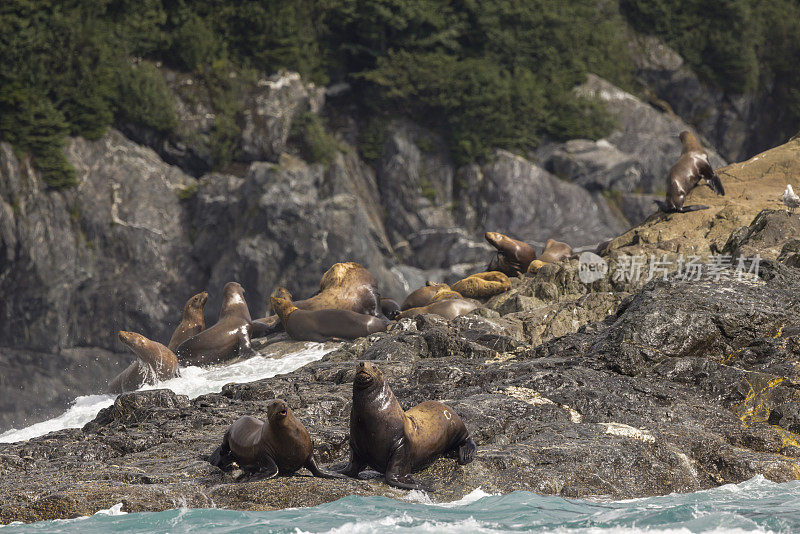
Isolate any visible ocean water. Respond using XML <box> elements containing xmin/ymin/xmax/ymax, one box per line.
<box><xmin>2</xmin><ymin>476</ymin><xmax>799</xmax><ymax>533</ymax></box>
<box><xmin>0</xmin><ymin>343</ymin><xmax>332</xmax><ymax>443</ymax></box>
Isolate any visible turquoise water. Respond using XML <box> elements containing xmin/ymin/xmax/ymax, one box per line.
<box><xmin>3</xmin><ymin>476</ymin><xmax>800</xmax><ymax>533</ymax></box>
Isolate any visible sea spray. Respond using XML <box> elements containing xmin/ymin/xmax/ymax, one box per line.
<box><xmin>0</xmin><ymin>476</ymin><xmax>796</xmax><ymax>533</ymax></box>
<box><xmin>0</xmin><ymin>343</ymin><xmax>332</xmax><ymax>443</ymax></box>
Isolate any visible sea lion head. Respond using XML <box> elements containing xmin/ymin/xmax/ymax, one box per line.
<box><xmin>187</xmin><ymin>291</ymin><xmax>208</xmax><ymax>313</ymax></box>
<box><xmin>679</xmin><ymin>131</ymin><xmax>703</xmax><ymax>154</ymax></box>
<box><xmin>267</xmin><ymin>399</ymin><xmax>291</xmax><ymax>424</ymax></box>
<box><xmin>220</xmin><ymin>282</ymin><xmax>250</xmax><ymax>320</ymax></box>
<box><xmin>353</xmin><ymin>361</ymin><xmax>383</xmax><ymax>391</ymax></box>
<box><xmin>118</xmin><ymin>331</ymin><xmax>147</xmax><ymax>350</ymax></box>
<box><xmin>272</xmin><ymin>287</ymin><xmax>292</xmax><ymax>301</ymax></box>
<box><xmin>270</xmin><ymin>296</ymin><xmax>298</xmax><ymax>322</ymax></box>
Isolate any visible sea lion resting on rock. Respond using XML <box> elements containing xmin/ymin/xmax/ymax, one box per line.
<box><xmin>655</xmin><ymin>131</ymin><xmax>724</xmax><ymax>213</ymax></box>
<box><xmin>396</xmin><ymin>298</ymin><xmax>479</xmax><ymax>321</ymax></box>
<box><xmin>293</xmin><ymin>262</ymin><xmax>382</xmax><ymax>316</ymax></box>
<box><xmin>175</xmin><ymin>282</ymin><xmax>255</xmax><ymax>365</ymax></box>
<box><xmin>167</xmin><ymin>292</ymin><xmax>208</xmax><ymax>352</ymax></box>
<box><xmin>108</xmin><ymin>331</ymin><xmax>179</xmax><ymax>394</ymax></box>
<box><xmin>451</xmin><ymin>271</ymin><xmax>511</xmax><ymax>299</ymax></box>
<box><xmin>538</xmin><ymin>239</ymin><xmax>573</xmax><ymax>263</ymax></box>
<box><xmin>334</xmin><ymin>362</ymin><xmax>476</xmax><ymax>490</ymax></box>
<box><xmin>209</xmin><ymin>399</ymin><xmax>342</xmax><ymax>479</ymax></box>
<box><xmin>485</xmin><ymin>232</ymin><xmax>537</xmax><ymax>276</ymax></box>
<box><xmin>271</xmin><ymin>296</ymin><xmax>387</xmax><ymax>342</ymax></box>
<box><xmin>401</xmin><ymin>282</ymin><xmax>450</xmax><ymax>311</ymax></box>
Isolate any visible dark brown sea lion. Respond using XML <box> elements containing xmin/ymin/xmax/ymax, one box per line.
<box><xmin>451</xmin><ymin>271</ymin><xmax>511</xmax><ymax>299</ymax></box>
<box><xmin>381</xmin><ymin>298</ymin><xmax>401</xmax><ymax>320</ymax></box>
<box><xmin>175</xmin><ymin>282</ymin><xmax>255</xmax><ymax>365</ymax></box>
<box><xmin>271</xmin><ymin>296</ymin><xmax>388</xmax><ymax>342</ymax></box>
<box><xmin>396</xmin><ymin>298</ymin><xmax>479</xmax><ymax>321</ymax></box>
<box><xmin>655</xmin><ymin>131</ymin><xmax>725</xmax><ymax>213</ymax></box>
<box><xmin>292</xmin><ymin>262</ymin><xmax>382</xmax><ymax>316</ymax></box>
<box><xmin>208</xmin><ymin>399</ymin><xmax>342</xmax><ymax>479</ymax></box>
<box><xmin>401</xmin><ymin>282</ymin><xmax>450</xmax><ymax>311</ymax></box>
<box><xmin>538</xmin><ymin>239</ymin><xmax>573</xmax><ymax>264</ymax></box>
<box><xmin>108</xmin><ymin>331</ymin><xmax>179</xmax><ymax>394</ymax></box>
<box><xmin>167</xmin><ymin>292</ymin><xmax>208</xmax><ymax>352</ymax></box>
<box><xmin>485</xmin><ymin>232</ymin><xmax>537</xmax><ymax>276</ymax></box>
<box><xmin>334</xmin><ymin>362</ymin><xmax>476</xmax><ymax>490</ymax></box>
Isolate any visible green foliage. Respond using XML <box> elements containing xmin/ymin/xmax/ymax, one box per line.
<box><xmin>116</xmin><ymin>62</ymin><xmax>178</xmax><ymax>133</ymax></box>
<box><xmin>289</xmin><ymin>111</ymin><xmax>343</xmax><ymax>165</ymax></box>
<box><xmin>177</xmin><ymin>182</ymin><xmax>199</xmax><ymax>200</ymax></box>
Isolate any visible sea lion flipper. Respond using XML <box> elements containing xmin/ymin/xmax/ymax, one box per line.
<box><xmin>706</xmin><ymin>173</ymin><xmax>725</xmax><ymax>196</ymax></box>
<box><xmin>250</xmin><ymin>455</ymin><xmax>279</xmax><ymax>480</ymax></box>
<box><xmin>385</xmin><ymin>438</ymin><xmax>429</xmax><ymax>491</ymax></box>
<box><xmin>333</xmin><ymin>442</ymin><xmax>366</xmax><ymax>478</ymax></box>
<box><xmin>208</xmin><ymin>438</ymin><xmax>234</xmax><ymax>471</ymax></box>
<box><xmin>457</xmin><ymin>437</ymin><xmax>477</xmax><ymax>465</ymax></box>
<box><xmin>305</xmin><ymin>457</ymin><xmax>347</xmax><ymax>479</ymax></box>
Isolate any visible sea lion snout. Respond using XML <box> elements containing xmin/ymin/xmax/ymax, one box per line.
<box><xmin>354</xmin><ymin>361</ymin><xmax>378</xmax><ymax>388</ymax></box>
<box><xmin>118</xmin><ymin>330</ymin><xmax>143</xmax><ymax>347</ymax></box>
<box><xmin>267</xmin><ymin>399</ymin><xmax>290</xmax><ymax>421</ymax></box>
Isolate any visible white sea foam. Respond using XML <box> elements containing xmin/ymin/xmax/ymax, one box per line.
<box><xmin>0</xmin><ymin>343</ymin><xmax>331</xmax><ymax>444</ymax></box>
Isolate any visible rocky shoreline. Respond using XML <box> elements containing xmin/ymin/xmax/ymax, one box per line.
<box><xmin>2</xmin><ymin>179</ymin><xmax>800</xmax><ymax>522</ymax></box>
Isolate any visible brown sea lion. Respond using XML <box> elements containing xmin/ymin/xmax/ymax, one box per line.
<box><xmin>527</xmin><ymin>259</ymin><xmax>547</xmax><ymax>272</ymax></box>
<box><xmin>108</xmin><ymin>331</ymin><xmax>179</xmax><ymax>394</ymax></box>
<box><xmin>271</xmin><ymin>296</ymin><xmax>388</xmax><ymax>342</ymax></box>
<box><xmin>655</xmin><ymin>131</ymin><xmax>725</xmax><ymax>213</ymax></box>
<box><xmin>485</xmin><ymin>232</ymin><xmax>537</xmax><ymax>276</ymax></box>
<box><xmin>208</xmin><ymin>399</ymin><xmax>343</xmax><ymax>479</ymax></box>
<box><xmin>291</xmin><ymin>262</ymin><xmax>382</xmax><ymax>316</ymax></box>
<box><xmin>396</xmin><ymin>298</ymin><xmax>479</xmax><ymax>321</ymax></box>
<box><xmin>381</xmin><ymin>298</ymin><xmax>401</xmax><ymax>320</ymax></box>
<box><xmin>429</xmin><ymin>288</ymin><xmax>464</xmax><ymax>302</ymax></box>
<box><xmin>401</xmin><ymin>282</ymin><xmax>450</xmax><ymax>311</ymax></box>
<box><xmin>334</xmin><ymin>362</ymin><xmax>476</xmax><ymax>490</ymax></box>
<box><xmin>175</xmin><ymin>282</ymin><xmax>255</xmax><ymax>365</ymax></box>
<box><xmin>167</xmin><ymin>292</ymin><xmax>208</xmax><ymax>352</ymax></box>
<box><xmin>539</xmin><ymin>239</ymin><xmax>573</xmax><ymax>263</ymax></box>
<box><xmin>451</xmin><ymin>271</ymin><xmax>511</xmax><ymax>299</ymax></box>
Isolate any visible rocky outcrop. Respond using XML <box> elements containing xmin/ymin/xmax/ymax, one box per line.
<box><xmin>1</xmin><ymin>233</ymin><xmax>800</xmax><ymax>521</ymax></box>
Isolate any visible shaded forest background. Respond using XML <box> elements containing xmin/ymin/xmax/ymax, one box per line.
<box><xmin>2</xmin><ymin>0</ymin><xmax>799</xmax><ymax>188</ymax></box>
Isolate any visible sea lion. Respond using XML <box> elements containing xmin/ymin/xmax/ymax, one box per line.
<box><xmin>655</xmin><ymin>131</ymin><xmax>724</xmax><ymax>213</ymax></box>
<box><xmin>451</xmin><ymin>271</ymin><xmax>511</xmax><ymax>299</ymax></box>
<box><xmin>175</xmin><ymin>282</ymin><xmax>255</xmax><ymax>365</ymax></box>
<box><xmin>108</xmin><ymin>331</ymin><xmax>179</xmax><ymax>394</ymax></box>
<box><xmin>167</xmin><ymin>292</ymin><xmax>208</xmax><ymax>352</ymax></box>
<box><xmin>381</xmin><ymin>298</ymin><xmax>401</xmax><ymax>320</ymax></box>
<box><xmin>396</xmin><ymin>298</ymin><xmax>480</xmax><ymax>321</ymax></box>
<box><xmin>291</xmin><ymin>262</ymin><xmax>382</xmax><ymax>316</ymax></box>
<box><xmin>271</xmin><ymin>296</ymin><xmax>388</xmax><ymax>342</ymax></box>
<box><xmin>539</xmin><ymin>239</ymin><xmax>573</xmax><ymax>263</ymax></box>
<box><xmin>527</xmin><ymin>259</ymin><xmax>547</xmax><ymax>272</ymax></box>
<box><xmin>334</xmin><ymin>362</ymin><xmax>476</xmax><ymax>490</ymax></box>
<box><xmin>209</xmin><ymin>399</ymin><xmax>342</xmax><ymax>479</ymax></box>
<box><xmin>485</xmin><ymin>232</ymin><xmax>537</xmax><ymax>276</ymax></box>
<box><xmin>401</xmin><ymin>282</ymin><xmax>450</xmax><ymax>311</ymax></box>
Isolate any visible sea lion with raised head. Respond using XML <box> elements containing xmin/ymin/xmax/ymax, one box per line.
<box><xmin>655</xmin><ymin>131</ymin><xmax>724</xmax><ymax>213</ymax></box>
<box><xmin>334</xmin><ymin>362</ymin><xmax>476</xmax><ymax>490</ymax></box>
<box><xmin>401</xmin><ymin>282</ymin><xmax>450</xmax><ymax>311</ymax></box>
<box><xmin>291</xmin><ymin>262</ymin><xmax>382</xmax><ymax>316</ymax></box>
<box><xmin>108</xmin><ymin>331</ymin><xmax>179</xmax><ymax>394</ymax></box>
<box><xmin>539</xmin><ymin>239</ymin><xmax>573</xmax><ymax>263</ymax></box>
<box><xmin>485</xmin><ymin>232</ymin><xmax>537</xmax><ymax>276</ymax></box>
<box><xmin>175</xmin><ymin>282</ymin><xmax>255</xmax><ymax>365</ymax></box>
<box><xmin>167</xmin><ymin>292</ymin><xmax>208</xmax><ymax>351</ymax></box>
<box><xmin>451</xmin><ymin>271</ymin><xmax>511</xmax><ymax>299</ymax></box>
<box><xmin>396</xmin><ymin>298</ymin><xmax>479</xmax><ymax>321</ymax></box>
<box><xmin>209</xmin><ymin>399</ymin><xmax>343</xmax><ymax>479</ymax></box>
<box><xmin>271</xmin><ymin>296</ymin><xmax>388</xmax><ymax>342</ymax></box>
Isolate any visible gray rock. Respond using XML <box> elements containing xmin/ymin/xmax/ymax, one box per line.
<box><xmin>536</xmin><ymin>139</ymin><xmax>646</xmax><ymax>192</ymax></box>
<box><xmin>455</xmin><ymin>149</ymin><xmax>627</xmax><ymax>248</ymax></box>
<box><xmin>575</xmin><ymin>74</ymin><xmax>726</xmax><ymax>193</ymax></box>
